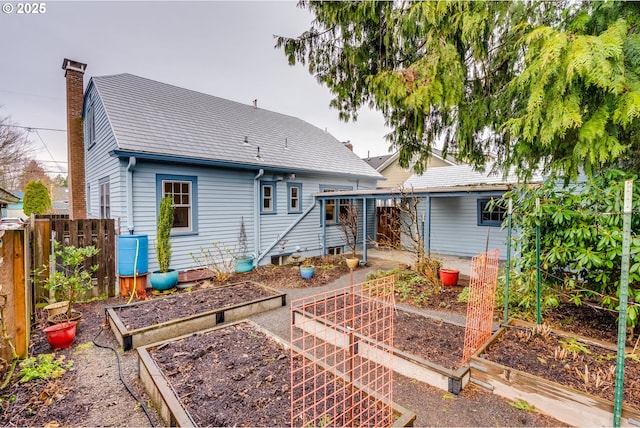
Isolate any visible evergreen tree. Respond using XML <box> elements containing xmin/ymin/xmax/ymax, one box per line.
<box><xmin>277</xmin><ymin>1</ymin><xmax>640</xmax><ymax>179</ymax></box>
<box><xmin>23</xmin><ymin>180</ymin><xmax>51</xmax><ymax>216</ymax></box>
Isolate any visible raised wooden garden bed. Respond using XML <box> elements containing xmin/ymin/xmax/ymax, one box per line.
<box><xmin>106</xmin><ymin>281</ymin><xmax>286</xmax><ymax>351</ymax></box>
<box><xmin>137</xmin><ymin>320</ymin><xmax>416</xmax><ymax>427</ymax></box>
<box><xmin>470</xmin><ymin>319</ymin><xmax>640</xmax><ymax>427</ymax></box>
<box><xmin>292</xmin><ymin>294</ymin><xmax>470</xmax><ymax>394</ymax></box>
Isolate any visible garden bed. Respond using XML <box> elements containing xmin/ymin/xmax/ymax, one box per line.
<box><xmin>293</xmin><ymin>292</ymin><xmax>469</xmax><ymax>394</ymax></box>
<box><xmin>106</xmin><ymin>281</ymin><xmax>285</xmax><ymax>350</ymax></box>
<box><xmin>138</xmin><ymin>321</ymin><xmax>416</xmax><ymax>427</ymax></box>
<box><xmin>470</xmin><ymin>319</ymin><xmax>640</xmax><ymax>427</ymax></box>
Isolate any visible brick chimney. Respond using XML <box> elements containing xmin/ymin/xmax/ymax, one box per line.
<box><xmin>62</xmin><ymin>58</ymin><xmax>87</xmax><ymax>220</ymax></box>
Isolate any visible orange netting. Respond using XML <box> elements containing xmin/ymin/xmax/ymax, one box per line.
<box><xmin>290</xmin><ymin>276</ymin><xmax>395</xmax><ymax>427</ymax></box>
<box><xmin>461</xmin><ymin>248</ymin><xmax>501</xmax><ymax>364</ymax></box>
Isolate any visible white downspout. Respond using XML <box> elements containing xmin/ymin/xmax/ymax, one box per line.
<box><xmin>126</xmin><ymin>156</ymin><xmax>136</xmax><ymax>234</ymax></box>
<box><xmin>253</xmin><ymin>169</ymin><xmax>264</xmax><ymax>266</ymax></box>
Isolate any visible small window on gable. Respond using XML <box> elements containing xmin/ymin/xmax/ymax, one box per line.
<box><xmin>478</xmin><ymin>198</ymin><xmax>506</xmax><ymax>227</ymax></box>
<box><xmin>86</xmin><ymin>100</ymin><xmax>95</xmax><ymax>149</ymax></box>
<box><xmin>261</xmin><ymin>181</ymin><xmax>276</xmax><ymax>214</ymax></box>
<box><xmin>288</xmin><ymin>183</ymin><xmax>302</xmax><ymax>214</ymax></box>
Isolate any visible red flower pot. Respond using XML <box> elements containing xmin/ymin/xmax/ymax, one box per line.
<box><xmin>440</xmin><ymin>268</ymin><xmax>460</xmax><ymax>287</ymax></box>
<box><xmin>43</xmin><ymin>321</ymin><xmax>78</xmax><ymax>350</ymax></box>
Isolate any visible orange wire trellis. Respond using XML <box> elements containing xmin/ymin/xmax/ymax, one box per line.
<box><xmin>461</xmin><ymin>249</ymin><xmax>501</xmax><ymax>364</ymax></box>
<box><xmin>290</xmin><ymin>276</ymin><xmax>395</xmax><ymax>427</ymax></box>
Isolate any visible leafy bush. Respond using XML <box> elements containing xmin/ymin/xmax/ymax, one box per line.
<box><xmin>23</xmin><ymin>180</ymin><xmax>51</xmax><ymax>216</ymax></box>
<box><xmin>503</xmin><ymin>169</ymin><xmax>640</xmax><ymax>326</ymax></box>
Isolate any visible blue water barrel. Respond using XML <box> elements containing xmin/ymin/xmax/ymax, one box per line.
<box><xmin>118</xmin><ymin>235</ymin><xmax>149</xmax><ymax>276</ymax></box>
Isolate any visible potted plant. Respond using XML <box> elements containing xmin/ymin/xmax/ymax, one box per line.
<box><xmin>150</xmin><ymin>196</ymin><xmax>179</xmax><ymax>291</ymax></box>
<box><xmin>338</xmin><ymin>203</ymin><xmax>359</xmax><ymax>269</ymax></box>
<box><xmin>41</xmin><ymin>243</ymin><xmax>99</xmax><ymax>349</ymax></box>
<box><xmin>440</xmin><ymin>268</ymin><xmax>460</xmax><ymax>286</ymax></box>
<box><xmin>234</xmin><ymin>217</ymin><xmax>254</xmax><ymax>273</ymax></box>
<box><xmin>300</xmin><ymin>258</ymin><xmax>315</xmax><ymax>279</ymax></box>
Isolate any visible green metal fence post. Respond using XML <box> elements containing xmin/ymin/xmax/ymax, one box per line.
<box><xmin>536</xmin><ymin>197</ymin><xmax>541</xmax><ymax>325</ymax></box>
<box><xmin>504</xmin><ymin>198</ymin><xmax>512</xmax><ymax>325</ymax></box>
<box><xmin>613</xmin><ymin>180</ymin><xmax>633</xmax><ymax>427</ymax></box>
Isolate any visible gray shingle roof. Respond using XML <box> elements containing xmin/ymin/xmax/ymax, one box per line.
<box><xmin>91</xmin><ymin>74</ymin><xmax>382</xmax><ymax>179</ymax></box>
<box><xmin>363</xmin><ymin>154</ymin><xmax>393</xmax><ymax>170</ymax></box>
<box><xmin>404</xmin><ymin>163</ymin><xmax>543</xmax><ymax>189</ymax></box>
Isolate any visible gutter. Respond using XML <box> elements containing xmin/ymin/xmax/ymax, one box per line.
<box><xmin>253</xmin><ymin>169</ymin><xmax>264</xmax><ymax>265</ymax></box>
<box><xmin>126</xmin><ymin>156</ymin><xmax>137</xmax><ymax>234</ymax></box>
<box><xmin>256</xmin><ymin>199</ymin><xmax>317</xmax><ymax>265</ymax></box>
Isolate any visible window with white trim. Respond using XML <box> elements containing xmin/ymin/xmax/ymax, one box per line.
<box><xmin>86</xmin><ymin>99</ymin><xmax>95</xmax><ymax>149</ymax></box>
<box><xmin>320</xmin><ymin>185</ymin><xmax>353</xmax><ymax>224</ymax></box>
<box><xmin>288</xmin><ymin>183</ymin><xmax>302</xmax><ymax>214</ymax></box>
<box><xmin>163</xmin><ymin>180</ymin><xmax>192</xmax><ymax>231</ymax></box>
<box><xmin>261</xmin><ymin>181</ymin><xmax>276</xmax><ymax>214</ymax></box>
<box><xmin>99</xmin><ymin>178</ymin><xmax>110</xmax><ymax>219</ymax></box>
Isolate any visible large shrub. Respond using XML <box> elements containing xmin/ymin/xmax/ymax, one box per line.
<box><xmin>504</xmin><ymin>169</ymin><xmax>640</xmax><ymax>326</ymax></box>
<box><xmin>23</xmin><ymin>180</ymin><xmax>51</xmax><ymax>216</ymax></box>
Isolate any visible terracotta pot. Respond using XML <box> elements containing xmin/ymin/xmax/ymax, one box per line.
<box><xmin>43</xmin><ymin>321</ymin><xmax>78</xmax><ymax>350</ymax></box>
<box><xmin>440</xmin><ymin>268</ymin><xmax>460</xmax><ymax>286</ymax></box>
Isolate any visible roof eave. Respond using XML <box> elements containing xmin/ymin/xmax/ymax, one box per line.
<box><xmin>110</xmin><ymin>150</ymin><xmax>382</xmax><ymax>181</ymax></box>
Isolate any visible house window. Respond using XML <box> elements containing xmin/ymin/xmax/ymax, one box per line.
<box><xmin>478</xmin><ymin>198</ymin><xmax>506</xmax><ymax>227</ymax></box>
<box><xmin>99</xmin><ymin>178</ymin><xmax>110</xmax><ymax>219</ymax></box>
<box><xmin>327</xmin><ymin>246</ymin><xmax>342</xmax><ymax>255</ymax></box>
<box><xmin>288</xmin><ymin>183</ymin><xmax>302</xmax><ymax>214</ymax></box>
<box><xmin>157</xmin><ymin>174</ymin><xmax>198</xmax><ymax>234</ymax></box>
<box><xmin>86</xmin><ymin>100</ymin><xmax>95</xmax><ymax>149</ymax></box>
<box><xmin>261</xmin><ymin>181</ymin><xmax>276</xmax><ymax>214</ymax></box>
<box><xmin>320</xmin><ymin>185</ymin><xmax>353</xmax><ymax>224</ymax></box>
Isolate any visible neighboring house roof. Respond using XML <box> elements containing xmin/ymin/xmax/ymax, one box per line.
<box><xmin>0</xmin><ymin>186</ymin><xmax>19</xmax><ymax>205</ymax></box>
<box><xmin>51</xmin><ymin>187</ymin><xmax>69</xmax><ymax>202</ymax></box>
<box><xmin>90</xmin><ymin>73</ymin><xmax>382</xmax><ymax>180</ymax></box>
<box><xmin>363</xmin><ymin>154</ymin><xmax>394</xmax><ymax>170</ymax></box>
<box><xmin>404</xmin><ymin>163</ymin><xmax>544</xmax><ymax>190</ymax></box>
<box><xmin>364</xmin><ymin>148</ymin><xmax>455</xmax><ymax>172</ymax></box>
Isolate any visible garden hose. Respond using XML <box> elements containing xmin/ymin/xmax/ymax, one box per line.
<box><xmin>93</xmin><ymin>314</ymin><xmax>155</xmax><ymax>426</ymax></box>
<box><xmin>126</xmin><ymin>239</ymin><xmax>140</xmax><ymax>305</ymax></box>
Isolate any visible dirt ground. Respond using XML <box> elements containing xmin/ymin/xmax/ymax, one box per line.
<box><xmin>0</xmin><ymin>260</ymin><xmax>597</xmax><ymax>427</ymax></box>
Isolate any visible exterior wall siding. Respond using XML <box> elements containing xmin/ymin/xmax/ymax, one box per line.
<box><xmin>257</xmin><ymin>175</ymin><xmax>377</xmax><ymax>264</ymax></box>
<box><xmin>83</xmin><ymin>84</ymin><xmax>122</xmax><ymax>221</ymax></box>
<box><xmin>427</xmin><ymin>196</ymin><xmax>508</xmax><ymax>259</ymax></box>
<box><xmin>128</xmin><ymin>162</ymin><xmax>255</xmax><ymax>272</ymax></box>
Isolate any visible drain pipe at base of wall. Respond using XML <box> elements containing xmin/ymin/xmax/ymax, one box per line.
<box><xmin>253</xmin><ymin>169</ymin><xmax>264</xmax><ymax>266</ymax></box>
<box><xmin>256</xmin><ymin>199</ymin><xmax>317</xmax><ymax>265</ymax></box>
<box><xmin>126</xmin><ymin>156</ymin><xmax>137</xmax><ymax>235</ymax></box>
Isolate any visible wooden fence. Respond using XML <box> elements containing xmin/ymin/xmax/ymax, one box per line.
<box><xmin>31</xmin><ymin>218</ymin><xmax>117</xmax><ymax>304</ymax></box>
<box><xmin>0</xmin><ymin>230</ymin><xmax>29</xmax><ymax>361</ymax></box>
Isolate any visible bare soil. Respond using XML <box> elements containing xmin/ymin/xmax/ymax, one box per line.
<box><xmin>483</xmin><ymin>323</ymin><xmax>640</xmax><ymax>408</ymax></box>
<box><xmin>113</xmin><ymin>281</ymin><xmax>274</xmax><ymax>331</ymax></box>
<box><xmin>0</xmin><ymin>259</ymin><xmax>614</xmax><ymax>427</ymax></box>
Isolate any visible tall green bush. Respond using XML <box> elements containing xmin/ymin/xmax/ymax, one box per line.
<box><xmin>23</xmin><ymin>180</ymin><xmax>51</xmax><ymax>216</ymax></box>
<box><xmin>503</xmin><ymin>169</ymin><xmax>640</xmax><ymax>326</ymax></box>
<box><xmin>156</xmin><ymin>196</ymin><xmax>174</xmax><ymax>273</ymax></box>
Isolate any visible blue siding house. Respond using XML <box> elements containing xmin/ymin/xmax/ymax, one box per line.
<box><xmin>79</xmin><ymin>73</ymin><xmax>382</xmax><ymax>272</ymax></box>
<box><xmin>403</xmin><ymin>163</ymin><xmax>544</xmax><ymax>259</ymax></box>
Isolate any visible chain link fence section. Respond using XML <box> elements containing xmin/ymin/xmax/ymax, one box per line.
<box><xmin>461</xmin><ymin>249</ymin><xmax>501</xmax><ymax>364</ymax></box>
<box><xmin>290</xmin><ymin>275</ymin><xmax>395</xmax><ymax>427</ymax></box>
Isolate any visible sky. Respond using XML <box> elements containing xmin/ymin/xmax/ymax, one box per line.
<box><xmin>0</xmin><ymin>0</ymin><xmax>393</xmax><ymax>177</ymax></box>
